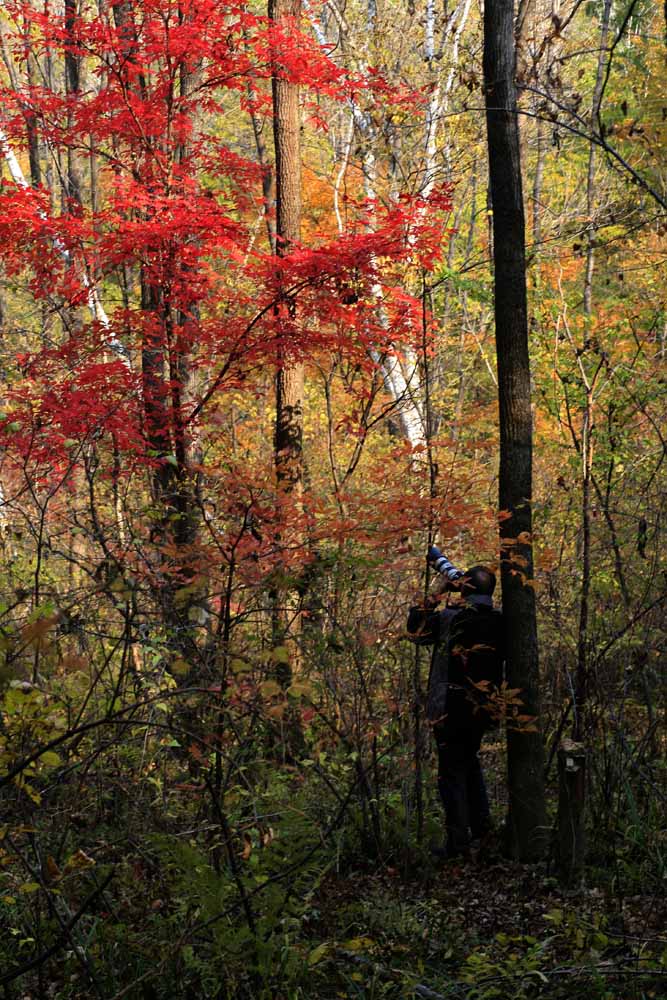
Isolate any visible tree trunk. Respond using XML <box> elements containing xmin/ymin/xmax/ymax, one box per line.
<box><xmin>270</xmin><ymin>0</ymin><xmax>304</xmax><ymax>682</ymax></box>
<box><xmin>270</xmin><ymin>0</ymin><xmax>303</xmax><ymax>494</ymax></box>
<box><xmin>111</xmin><ymin>0</ymin><xmax>200</xmax><ymax>658</ymax></box>
<box><xmin>556</xmin><ymin>739</ymin><xmax>586</xmax><ymax>887</ymax></box>
<box><xmin>247</xmin><ymin>80</ymin><xmax>277</xmax><ymax>252</ymax></box>
<box><xmin>582</xmin><ymin>0</ymin><xmax>612</xmax><ymax>318</ymax></box>
<box><xmin>64</xmin><ymin>0</ymin><xmax>82</xmax><ymax>209</ymax></box>
<box><xmin>305</xmin><ymin>7</ymin><xmax>426</xmax><ymax>452</ymax></box>
<box><xmin>483</xmin><ymin>0</ymin><xmax>547</xmax><ymax>861</ymax></box>
<box><xmin>575</xmin><ymin>0</ymin><xmax>611</xmax><ymax>740</ymax></box>
<box><xmin>23</xmin><ymin>19</ymin><xmax>42</xmax><ymax>188</ymax></box>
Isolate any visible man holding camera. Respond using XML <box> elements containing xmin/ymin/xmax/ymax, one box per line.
<box><xmin>407</xmin><ymin>546</ymin><xmax>504</xmax><ymax>859</ymax></box>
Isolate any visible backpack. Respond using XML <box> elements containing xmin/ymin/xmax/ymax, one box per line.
<box><xmin>445</xmin><ymin>604</ymin><xmax>504</xmax><ymax>730</ymax></box>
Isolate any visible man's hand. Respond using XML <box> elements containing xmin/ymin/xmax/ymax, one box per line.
<box><xmin>412</xmin><ymin>590</ymin><xmax>438</xmax><ymax>608</ymax></box>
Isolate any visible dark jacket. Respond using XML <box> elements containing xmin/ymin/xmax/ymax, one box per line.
<box><xmin>407</xmin><ymin>596</ymin><xmax>503</xmax><ymax>726</ymax></box>
<box><xmin>407</xmin><ymin>602</ymin><xmax>459</xmax><ymax>722</ymax></box>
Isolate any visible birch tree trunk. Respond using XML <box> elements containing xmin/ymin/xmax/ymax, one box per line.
<box><xmin>304</xmin><ymin>0</ymin><xmax>427</xmax><ymax>452</ymax></box>
<box><xmin>483</xmin><ymin>0</ymin><xmax>546</xmax><ymax>861</ymax></box>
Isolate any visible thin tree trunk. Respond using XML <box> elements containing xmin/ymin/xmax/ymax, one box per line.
<box><xmin>304</xmin><ymin>0</ymin><xmax>426</xmax><ymax>450</ymax></box>
<box><xmin>573</xmin><ymin>387</ymin><xmax>592</xmax><ymax>741</ymax></box>
<box><xmin>271</xmin><ymin>0</ymin><xmax>304</xmax><ymax>684</ymax></box>
<box><xmin>271</xmin><ymin>0</ymin><xmax>303</xmax><ymax>489</ymax></box>
<box><xmin>247</xmin><ymin>90</ymin><xmax>277</xmax><ymax>252</ymax></box>
<box><xmin>530</xmin><ymin>0</ymin><xmax>561</xmax><ymax>261</ymax></box>
<box><xmin>23</xmin><ymin>19</ymin><xmax>42</xmax><ymax>188</ymax></box>
<box><xmin>0</xmin><ymin>17</ymin><xmax>42</xmax><ymax>187</ymax></box>
<box><xmin>574</xmin><ymin>0</ymin><xmax>611</xmax><ymax>738</ymax></box>
<box><xmin>110</xmin><ymin>0</ymin><xmax>201</xmax><ymax>657</ymax></box>
<box><xmin>531</xmin><ymin>115</ymin><xmax>544</xmax><ymax>253</ymax></box>
<box><xmin>582</xmin><ymin>0</ymin><xmax>612</xmax><ymax>317</ymax></box>
<box><xmin>483</xmin><ymin>0</ymin><xmax>546</xmax><ymax>861</ymax></box>
<box><xmin>64</xmin><ymin>0</ymin><xmax>83</xmax><ymax>208</ymax></box>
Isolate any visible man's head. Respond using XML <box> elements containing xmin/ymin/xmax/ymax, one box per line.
<box><xmin>460</xmin><ymin>565</ymin><xmax>496</xmax><ymax>597</ymax></box>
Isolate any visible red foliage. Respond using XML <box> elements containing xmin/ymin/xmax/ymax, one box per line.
<box><xmin>0</xmin><ymin>0</ymin><xmax>451</xmax><ymax>481</ymax></box>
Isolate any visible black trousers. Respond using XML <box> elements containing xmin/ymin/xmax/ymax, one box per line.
<box><xmin>434</xmin><ymin>713</ymin><xmax>490</xmax><ymax>853</ymax></box>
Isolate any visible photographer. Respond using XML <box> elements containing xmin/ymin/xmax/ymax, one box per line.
<box><xmin>407</xmin><ymin>547</ymin><xmax>504</xmax><ymax>859</ymax></box>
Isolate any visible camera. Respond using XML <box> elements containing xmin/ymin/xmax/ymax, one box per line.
<box><xmin>428</xmin><ymin>544</ymin><xmax>464</xmax><ymax>583</ymax></box>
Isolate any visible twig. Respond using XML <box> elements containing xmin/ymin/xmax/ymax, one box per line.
<box><xmin>0</xmin><ymin>870</ymin><xmax>114</xmax><ymax>987</ymax></box>
<box><xmin>203</xmin><ymin>775</ymin><xmax>257</xmax><ymax>935</ymax></box>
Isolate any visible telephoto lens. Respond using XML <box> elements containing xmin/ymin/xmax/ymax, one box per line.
<box><xmin>428</xmin><ymin>544</ymin><xmax>464</xmax><ymax>582</ymax></box>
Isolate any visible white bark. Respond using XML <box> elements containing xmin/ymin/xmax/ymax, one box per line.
<box><xmin>422</xmin><ymin>0</ymin><xmax>473</xmax><ymax>198</ymax></box>
<box><xmin>402</xmin><ymin>0</ymin><xmax>473</xmax><ymax>441</ymax></box>
<box><xmin>0</xmin><ymin>126</ymin><xmax>130</xmax><ymax>366</ymax></box>
<box><xmin>333</xmin><ymin>113</ymin><xmax>355</xmax><ymax>234</ymax></box>
<box><xmin>303</xmin><ymin>0</ymin><xmax>427</xmax><ymax>451</ymax></box>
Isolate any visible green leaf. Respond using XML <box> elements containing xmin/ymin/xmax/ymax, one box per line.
<box><xmin>40</xmin><ymin>751</ymin><xmax>61</xmax><ymax>769</ymax></box>
<box><xmin>27</xmin><ymin>601</ymin><xmax>56</xmax><ymax>623</ymax></box>
<box><xmin>288</xmin><ymin>681</ymin><xmax>312</xmax><ymax>699</ymax></box>
<box><xmin>171</xmin><ymin>658</ymin><xmax>191</xmax><ymax>677</ymax></box>
<box><xmin>529</xmin><ymin>970</ymin><xmax>549</xmax><ymax>983</ymax></box>
<box><xmin>174</xmin><ymin>584</ymin><xmax>199</xmax><ymax>607</ymax></box>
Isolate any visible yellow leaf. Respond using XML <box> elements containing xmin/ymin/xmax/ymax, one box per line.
<box><xmin>174</xmin><ymin>584</ymin><xmax>199</xmax><ymax>608</ymax></box>
<box><xmin>288</xmin><ymin>682</ymin><xmax>312</xmax><ymax>699</ymax></box>
<box><xmin>19</xmin><ymin>882</ymin><xmax>41</xmax><ymax>894</ymax></box>
<box><xmin>344</xmin><ymin>936</ymin><xmax>374</xmax><ymax>952</ymax></box>
<box><xmin>25</xmin><ymin>785</ymin><xmax>41</xmax><ymax>805</ymax></box>
<box><xmin>64</xmin><ymin>849</ymin><xmax>95</xmax><ymax>873</ymax></box>
<box><xmin>308</xmin><ymin>943</ymin><xmax>329</xmax><ymax>966</ymax></box>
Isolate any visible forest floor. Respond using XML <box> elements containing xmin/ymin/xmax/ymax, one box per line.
<box><xmin>299</xmin><ymin>737</ymin><xmax>667</xmax><ymax>1000</ymax></box>
<box><xmin>307</xmin><ymin>854</ymin><xmax>667</xmax><ymax>999</ymax></box>
<box><xmin>3</xmin><ymin>720</ymin><xmax>665</xmax><ymax>999</ymax></box>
